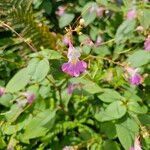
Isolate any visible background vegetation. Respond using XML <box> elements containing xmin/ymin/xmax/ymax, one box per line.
<box><xmin>0</xmin><ymin>0</ymin><xmax>150</xmax><ymax>149</ymax></box>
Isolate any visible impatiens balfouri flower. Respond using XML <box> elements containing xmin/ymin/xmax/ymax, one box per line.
<box><xmin>126</xmin><ymin>67</ymin><xmax>142</xmax><ymax>85</ymax></box>
<box><xmin>127</xmin><ymin>9</ymin><xmax>137</xmax><ymax>20</ymax></box>
<box><xmin>130</xmin><ymin>136</ymin><xmax>142</xmax><ymax>150</ymax></box>
<box><xmin>61</xmin><ymin>43</ymin><xmax>87</xmax><ymax>77</ymax></box>
<box><xmin>22</xmin><ymin>92</ymin><xmax>35</xmax><ymax>104</ymax></box>
<box><xmin>0</xmin><ymin>87</ymin><xmax>5</xmax><ymax>96</ymax></box>
<box><xmin>144</xmin><ymin>35</ymin><xmax>150</xmax><ymax>51</ymax></box>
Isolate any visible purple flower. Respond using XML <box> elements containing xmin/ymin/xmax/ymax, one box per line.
<box><xmin>144</xmin><ymin>36</ymin><xmax>150</xmax><ymax>51</ymax></box>
<box><xmin>0</xmin><ymin>87</ymin><xmax>5</xmax><ymax>96</ymax></box>
<box><xmin>130</xmin><ymin>148</ymin><xmax>135</xmax><ymax>150</ymax></box>
<box><xmin>127</xmin><ymin>9</ymin><xmax>137</xmax><ymax>20</ymax></box>
<box><xmin>126</xmin><ymin>67</ymin><xmax>142</xmax><ymax>85</ymax></box>
<box><xmin>22</xmin><ymin>92</ymin><xmax>35</xmax><ymax>104</ymax></box>
<box><xmin>130</xmin><ymin>74</ymin><xmax>142</xmax><ymax>85</ymax></box>
<box><xmin>129</xmin><ymin>136</ymin><xmax>142</xmax><ymax>150</ymax></box>
<box><xmin>55</xmin><ymin>6</ymin><xmax>66</xmax><ymax>17</ymax></box>
<box><xmin>61</xmin><ymin>44</ymin><xmax>87</xmax><ymax>77</ymax></box>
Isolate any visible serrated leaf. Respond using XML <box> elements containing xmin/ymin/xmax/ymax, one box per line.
<box><xmin>6</xmin><ymin>68</ymin><xmax>30</xmax><ymax>93</ymax></box>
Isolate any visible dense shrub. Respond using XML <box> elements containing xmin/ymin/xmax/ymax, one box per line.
<box><xmin>0</xmin><ymin>0</ymin><xmax>150</xmax><ymax>149</ymax></box>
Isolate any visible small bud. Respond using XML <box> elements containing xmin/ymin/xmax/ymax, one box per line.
<box><xmin>79</xmin><ymin>18</ymin><xmax>85</xmax><ymax>26</ymax></box>
<box><xmin>78</xmin><ymin>32</ymin><xmax>82</xmax><ymax>35</ymax></box>
<box><xmin>0</xmin><ymin>87</ymin><xmax>5</xmax><ymax>97</ymax></box>
<box><xmin>136</xmin><ymin>26</ymin><xmax>144</xmax><ymax>32</ymax></box>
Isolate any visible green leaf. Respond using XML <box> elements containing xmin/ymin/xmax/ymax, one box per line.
<box><xmin>138</xmin><ymin>114</ymin><xmax>150</xmax><ymax>127</ymax></box>
<box><xmin>101</xmin><ymin>122</ymin><xmax>117</xmax><ymax>139</ymax></box>
<box><xmin>4</xmin><ymin>104</ymin><xmax>23</xmax><ymax>122</ymax></box>
<box><xmin>93</xmin><ymin>45</ymin><xmax>111</xmax><ymax>57</ymax></box>
<box><xmin>116</xmin><ymin>125</ymin><xmax>132</xmax><ymax>150</ymax></box>
<box><xmin>127</xmin><ymin>50</ymin><xmax>150</xmax><ymax>67</ymax></box>
<box><xmin>27</xmin><ymin>58</ymin><xmax>40</xmax><ymax>75</ymax></box>
<box><xmin>0</xmin><ymin>93</ymin><xmax>13</xmax><ymax>107</ymax></box>
<box><xmin>82</xmin><ymin>2</ymin><xmax>97</xmax><ymax>26</ymax></box>
<box><xmin>70</xmin><ymin>78</ymin><xmax>102</xmax><ymax>94</ymax></box>
<box><xmin>59</xmin><ymin>13</ymin><xmax>75</xmax><ymax>28</ymax></box>
<box><xmin>22</xmin><ymin>109</ymin><xmax>56</xmax><ymax>140</ymax></box>
<box><xmin>32</xmin><ymin>59</ymin><xmax>50</xmax><ymax>82</ymax></box>
<box><xmin>0</xmin><ymin>137</ymin><xmax>6</xmax><ymax>149</ymax></box>
<box><xmin>128</xmin><ymin>102</ymin><xmax>148</xmax><ymax>114</ymax></box>
<box><xmin>6</xmin><ymin>68</ymin><xmax>31</xmax><ymax>93</ymax></box>
<box><xmin>95</xmin><ymin>101</ymin><xmax>126</xmax><ymax>122</ymax></box>
<box><xmin>139</xmin><ymin>9</ymin><xmax>150</xmax><ymax>29</ymax></box>
<box><xmin>116</xmin><ymin>117</ymin><xmax>139</xmax><ymax>150</ymax></box>
<box><xmin>98</xmin><ymin>89</ymin><xmax>123</xmax><ymax>103</ymax></box>
<box><xmin>115</xmin><ymin>20</ymin><xmax>136</xmax><ymax>44</ymax></box>
<box><xmin>103</xmin><ymin>140</ymin><xmax>121</xmax><ymax>150</ymax></box>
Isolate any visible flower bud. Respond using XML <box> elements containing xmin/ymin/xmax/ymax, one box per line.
<box><xmin>79</xmin><ymin>18</ymin><xmax>85</xmax><ymax>26</ymax></box>
<box><xmin>0</xmin><ymin>87</ymin><xmax>5</xmax><ymax>97</ymax></box>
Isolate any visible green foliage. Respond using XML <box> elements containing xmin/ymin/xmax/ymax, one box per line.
<box><xmin>0</xmin><ymin>0</ymin><xmax>150</xmax><ymax>150</ymax></box>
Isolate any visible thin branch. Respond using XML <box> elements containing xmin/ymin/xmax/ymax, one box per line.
<box><xmin>0</xmin><ymin>21</ymin><xmax>37</xmax><ymax>52</ymax></box>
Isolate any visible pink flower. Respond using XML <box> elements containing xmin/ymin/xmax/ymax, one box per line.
<box><xmin>82</xmin><ymin>37</ymin><xmax>94</xmax><ymax>46</ymax></box>
<box><xmin>96</xmin><ymin>7</ymin><xmax>105</xmax><ymax>17</ymax></box>
<box><xmin>63</xmin><ymin>146</ymin><xmax>72</xmax><ymax>150</ymax></box>
<box><xmin>144</xmin><ymin>35</ymin><xmax>150</xmax><ymax>51</ymax></box>
<box><xmin>67</xmin><ymin>84</ymin><xmax>75</xmax><ymax>94</ymax></box>
<box><xmin>63</xmin><ymin>36</ymin><xmax>71</xmax><ymax>46</ymax></box>
<box><xmin>0</xmin><ymin>87</ymin><xmax>5</xmax><ymax>96</ymax></box>
<box><xmin>130</xmin><ymin>136</ymin><xmax>142</xmax><ymax>150</ymax></box>
<box><xmin>61</xmin><ymin>44</ymin><xmax>87</xmax><ymax>77</ymax></box>
<box><xmin>55</xmin><ymin>6</ymin><xmax>66</xmax><ymax>17</ymax></box>
<box><xmin>127</xmin><ymin>9</ymin><xmax>137</xmax><ymax>20</ymax></box>
<box><xmin>126</xmin><ymin>67</ymin><xmax>142</xmax><ymax>85</ymax></box>
<box><xmin>22</xmin><ymin>92</ymin><xmax>35</xmax><ymax>104</ymax></box>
